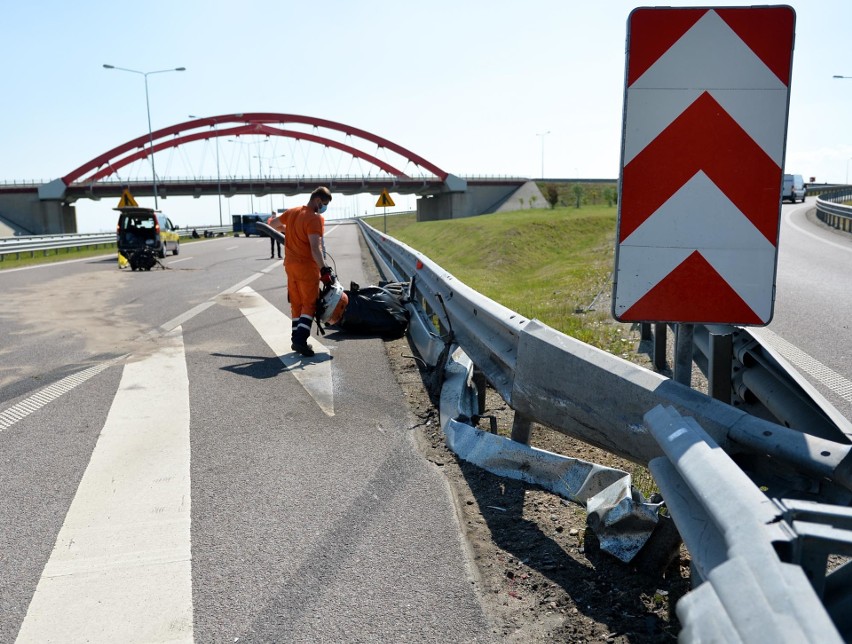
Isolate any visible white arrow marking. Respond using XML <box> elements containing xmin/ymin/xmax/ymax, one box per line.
<box><xmin>237</xmin><ymin>286</ymin><xmax>335</xmax><ymax>417</ymax></box>
<box><xmin>616</xmin><ymin>172</ymin><xmax>776</xmax><ymax>320</ymax></box>
<box><xmin>624</xmin><ymin>10</ymin><xmax>788</xmax><ymax>166</ymax></box>
<box><xmin>17</xmin><ymin>329</ymin><xmax>193</xmax><ymax>643</ymax></box>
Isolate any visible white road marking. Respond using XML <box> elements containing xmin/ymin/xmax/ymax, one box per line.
<box><xmin>784</xmin><ymin>205</ymin><xmax>852</xmax><ymax>254</ymax></box>
<box><xmin>167</xmin><ymin>256</ymin><xmax>193</xmax><ymax>264</ymax></box>
<box><xmin>237</xmin><ymin>286</ymin><xmax>335</xmax><ymax>417</ymax></box>
<box><xmin>225</xmin><ymin>245</ymin><xmax>239</xmax><ymax>251</ymax></box>
<box><xmin>0</xmin><ymin>356</ymin><xmax>125</xmax><ymax>433</ymax></box>
<box><xmin>753</xmin><ymin>327</ymin><xmax>852</xmax><ymax>405</ymax></box>
<box><xmin>16</xmin><ymin>329</ymin><xmax>193</xmax><ymax>643</ymax></box>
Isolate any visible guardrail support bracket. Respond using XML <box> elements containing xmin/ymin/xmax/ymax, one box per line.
<box><xmin>511</xmin><ymin>412</ymin><xmax>533</xmax><ymax>445</ymax></box>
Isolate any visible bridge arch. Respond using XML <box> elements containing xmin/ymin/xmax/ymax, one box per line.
<box><xmin>62</xmin><ymin>113</ymin><xmax>449</xmax><ymax>186</ymax></box>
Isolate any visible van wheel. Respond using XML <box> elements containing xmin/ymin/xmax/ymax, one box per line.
<box><xmin>173</xmin><ymin>242</ymin><xmax>179</xmax><ymax>256</ymax></box>
<box><xmin>158</xmin><ymin>247</ymin><xmax>166</xmax><ymax>259</ymax></box>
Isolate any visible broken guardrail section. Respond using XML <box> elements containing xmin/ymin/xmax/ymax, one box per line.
<box><xmin>357</xmin><ymin>219</ymin><xmax>852</xmax><ymax>639</ymax></box>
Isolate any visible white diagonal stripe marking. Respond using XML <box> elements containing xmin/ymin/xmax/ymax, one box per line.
<box><xmin>624</xmin><ymin>10</ymin><xmax>789</xmax><ymax>166</ymax></box>
<box><xmin>616</xmin><ymin>172</ymin><xmax>776</xmax><ymax>319</ymax></box>
<box><xmin>16</xmin><ymin>329</ymin><xmax>193</xmax><ymax>643</ymax></box>
<box><xmin>237</xmin><ymin>287</ymin><xmax>335</xmax><ymax>417</ymax></box>
<box><xmin>631</xmin><ymin>11</ymin><xmax>786</xmax><ymax>91</ymax></box>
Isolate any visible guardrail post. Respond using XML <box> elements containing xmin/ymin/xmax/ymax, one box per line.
<box><xmin>510</xmin><ymin>411</ymin><xmax>533</xmax><ymax>445</ymax></box>
<box><xmin>653</xmin><ymin>323</ymin><xmax>667</xmax><ymax>371</ymax></box>
<box><xmin>674</xmin><ymin>323</ymin><xmax>694</xmax><ymax>387</ymax></box>
<box><xmin>640</xmin><ymin>322</ymin><xmax>652</xmax><ymax>342</ymax></box>
<box><xmin>472</xmin><ymin>366</ymin><xmax>487</xmax><ymax>416</ymax></box>
<box><xmin>708</xmin><ymin>329</ymin><xmax>733</xmax><ymax>404</ymax></box>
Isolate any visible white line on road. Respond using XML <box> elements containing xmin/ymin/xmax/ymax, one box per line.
<box><xmin>752</xmin><ymin>327</ymin><xmax>852</xmax><ymax>405</ymax></box>
<box><xmin>784</xmin><ymin>206</ymin><xmax>852</xmax><ymax>254</ymax></box>
<box><xmin>0</xmin><ymin>356</ymin><xmax>125</xmax><ymax>433</ymax></box>
<box><xmin>238</xmin><ymin>286</ymin><xmax>335</xmax><ymax>417</ymax></box>
<box><xmin>167</xmin><ymin>256</ymin><xmax>194</xmax><ymax>264</ymax></box>
<box><xmin>15</xmin><ymin>328</ymin><xmax>193</xmax><ymax>643</ymax></box>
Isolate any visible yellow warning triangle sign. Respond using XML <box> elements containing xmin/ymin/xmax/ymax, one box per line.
<box><xmin>117</xmin><ymin>189</ymin><xmax>139</xmax><ymax>208</ymax></box>
<box><xmin>375</xmin><ymin>189</ymin><xmax>395</xmax><ymax>208</ymax></box>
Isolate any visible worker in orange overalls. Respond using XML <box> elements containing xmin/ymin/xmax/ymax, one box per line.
<box><xmin>266</xmin><ymin>186</ymin><xmax>333</xmax><ymax>357</ymax></box>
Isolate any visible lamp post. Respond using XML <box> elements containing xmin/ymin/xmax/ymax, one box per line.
<box><xmin>103</xmin><ymin>64</ymin><xmax>186</xmax><ymax>209</ymax></box>
<box><xmin>536</xmin><ymin>131</ymin><xmax>551</xmax><ymax>179</ymax></box>
<box><xmin>227</xmin><ymin>138</ymin><xmax>256</xmax><ymax>213</ymax></box>
<box><xmin>254</xmin><ymin>154</ymin><xmax>287</xmax><ymax>212</ymax></box>
<box><xmin>846</xmin><ymin>157</ymin><xmax>852</xmax><ymax>185</ymax></box>
<box><xmin>189</xmin><ymin>115</ymin><xmax>223</xmax><ymax>227</ymax></box>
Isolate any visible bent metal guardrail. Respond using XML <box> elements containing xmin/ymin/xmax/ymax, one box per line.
<box><xmin>356</xmin><ymin>219</ymin><xmax>852</xmax><ymax>642</ymax></box>
<box><xmin>816</xmin><ymin>188</ymin><xmax>852</xmax><ymax>233</ymax></box>
<box><xmin>0</xmin><ymin>226</ymin><xmax>231</xmax><ymax>261</ymax></box>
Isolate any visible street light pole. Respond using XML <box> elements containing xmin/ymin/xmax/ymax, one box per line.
<box><xmin>536</xmin><ymin>131</ymin><xmax>551</xmax><ymax>179</ymax></box>
<box><xmin>228</xmin><ymin>139</ymin><xmax>255</xmax><ymax>213</ymax></box>
<box><xmin>254</xmin><ymin>154</ymin><xmax>287</xmax><ymax>214</ymax></box>
<box><xmin>189</xmin><ymin>115</ymin><xmax>224</xmax><ymax>227</ymax></box>
<box><xmin>103</xmin><ymin>64</ymin><xmax>186</xmax><ymax>209</ymax></box>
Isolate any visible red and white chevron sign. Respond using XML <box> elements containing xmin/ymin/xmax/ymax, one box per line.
<box><xmin>613</xmin><ymin>6</ymin><xmax>796</xmax><ymax>325</ymax></box>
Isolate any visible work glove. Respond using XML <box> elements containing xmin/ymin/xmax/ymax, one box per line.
<box><xmin>320</xmin><ymin>266</ymin><xmax>335</xmax><ymax>286</ymax></box>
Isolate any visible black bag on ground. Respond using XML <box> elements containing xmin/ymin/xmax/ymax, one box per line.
<box><xmin>335</xmin><ymin>282</ymin><xmax>410</xmax><ymax>338</ymax></box>
<box><xmin>127</xmin><ymin>248</ymin><xmax>159</xmax><ymax>271</ymax></box>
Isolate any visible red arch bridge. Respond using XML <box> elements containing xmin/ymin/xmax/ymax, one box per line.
<box><xmin>0</xmin><ymin>113</ymin><xmax>531</xmax><ymax>235</ymax></box>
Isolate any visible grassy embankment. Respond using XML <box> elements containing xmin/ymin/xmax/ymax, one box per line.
<box><xmin>365</xmin><ymin>200</ymin><xmax>637</xmax><ymax>357</ymax></box>
<box><xmin>366</xmin><ymin>193</ymin><xmax>660</xmax><ymax>495</ymax></box>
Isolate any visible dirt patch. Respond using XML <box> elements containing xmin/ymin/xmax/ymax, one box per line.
<box><xmin>0</xmin><ymin>270</ymin><xmax>152</xmax><ymax>386</ymax></box>
<box><xmin>385</xmin><ymin>335</ymin><xmax>690</xmax><ymax>642</ymax></box>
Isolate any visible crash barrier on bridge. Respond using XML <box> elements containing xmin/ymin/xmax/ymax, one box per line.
<box><xmin>356</xmin><ymin>219</ymin><xmax>852</xmax><ymax>641</ymax></box>
<box><xmin>0</xmin><ymin>226</ymin><xmax>231</xmax><ymax>261</ymax></box>
<box><xmin>816</xmin><ymin>188</ymin><xmax>852</xmax><ymax>233</ymax></box>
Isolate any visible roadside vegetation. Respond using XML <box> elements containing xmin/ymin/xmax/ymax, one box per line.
<box><xmin>364</xmin><ymin>196</ymin><xmax>638</xmax><ymax>358</ymax></box>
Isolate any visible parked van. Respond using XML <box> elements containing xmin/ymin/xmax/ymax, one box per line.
<box><xmin>232</xmin><ymin>214</ymin><xmax>266</xmax><ymax>237</ymax></box>
<box><xmin>782</xmin><ymin>174</ymin><xmax>806</xmax><ymax>203</ymax></box>
<box><xmin>116</xmin><ymin>207</ymin><xmax>180</xmax><ymax>258</ymax></box>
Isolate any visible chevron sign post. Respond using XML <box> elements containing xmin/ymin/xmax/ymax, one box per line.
<box><xmin>613</xmin><ymin>6</ymin><xmax>796</xmax><ymax>325</ymax></box>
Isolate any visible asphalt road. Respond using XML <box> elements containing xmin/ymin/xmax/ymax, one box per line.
<box><xmin>1</xmin><ymin>205</ymin><xmax>849</xmax><ymax>642</ymax></box>
<box><xmin>0</xmin><ymin>221</ymin><xmax>492</xmax><ymax>643</ymax></box>
<box><xmin>758</xmin><ymin>199</ymin><xmax>852</xmax><ymax>423</ymax></box>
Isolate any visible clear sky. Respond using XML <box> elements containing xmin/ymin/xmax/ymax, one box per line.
<box><xmin>2</xmin><ymin>0</ymin><xmax>850</xmax><ymax>232</ymax></box>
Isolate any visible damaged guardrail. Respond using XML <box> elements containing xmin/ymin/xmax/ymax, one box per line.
<box><xmin>357</xmin><ymin>219</ymin><xmax>852</xmax><ymax>640</ymax></box>
<box><xmin>646</xmin><ymin>405</ymin><xmax>844</xmax><ymax>643</ymax></box>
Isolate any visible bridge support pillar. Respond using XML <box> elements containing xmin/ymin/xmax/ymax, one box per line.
<box><xmin>0</xmin><ymin>193</ymin><xmax>77</xmax><ymax>235</ymax></box>
<box><xmin>416</xmin><ymin>181</ymin><xmax>545</xmax><ymax>221</ymax></box>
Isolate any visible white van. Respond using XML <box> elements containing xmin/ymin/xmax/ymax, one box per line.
<box><xmin>782</xmin><ymin>174</ymin><xmax>806</xmax><ymax>203</ymax></box>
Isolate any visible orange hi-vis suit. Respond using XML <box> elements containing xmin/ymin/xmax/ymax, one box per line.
<box><xmin>274</xmin><ymin>205</ymin><xmax>325</xmax><ymax>341</ymax></box>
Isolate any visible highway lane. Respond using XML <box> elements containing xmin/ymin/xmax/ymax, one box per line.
<box><xmin>759</xmin><ymin>198</ymin><xmax>852</xmax><ymax>423</ymax></box>
<box><xmin>0</xmin><ymin>223</ymin><xmax>492</xmax><ymax>643</ymax></box>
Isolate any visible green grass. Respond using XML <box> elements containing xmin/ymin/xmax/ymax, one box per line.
<box><xmin>0</xmin><ymin>243</ymin><xmax>121</xmax><ymax>270</ymax></box>
<box><xmin>365</xmin><ymin>205</ymin><xmax>636</xmax><ymax>355</ymax></box>
<box><xmin>0</xmin><ymin>234</ymin><xmax>226</xmax><ymax>271</ymax></box>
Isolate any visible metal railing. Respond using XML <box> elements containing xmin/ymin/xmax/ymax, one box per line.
<box><xmin>356</xmin><ymin>219</ymin><xmax>852</xmax><ymax>642</ymax></box>
<box><xmin>816</xmin><ymin>188</ymin><xmax>852</xmax><ymax>233</ymax></box>
<box><xmin>0</xmin><ymin>226</ymin><xmax>231</xmax><ymax>261</ymax></box>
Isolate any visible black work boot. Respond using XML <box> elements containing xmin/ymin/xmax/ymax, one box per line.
<box><xmin>291</xmin><ymin>317</ymin><xmax>314</xmax><ymax>357</ymax></box>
